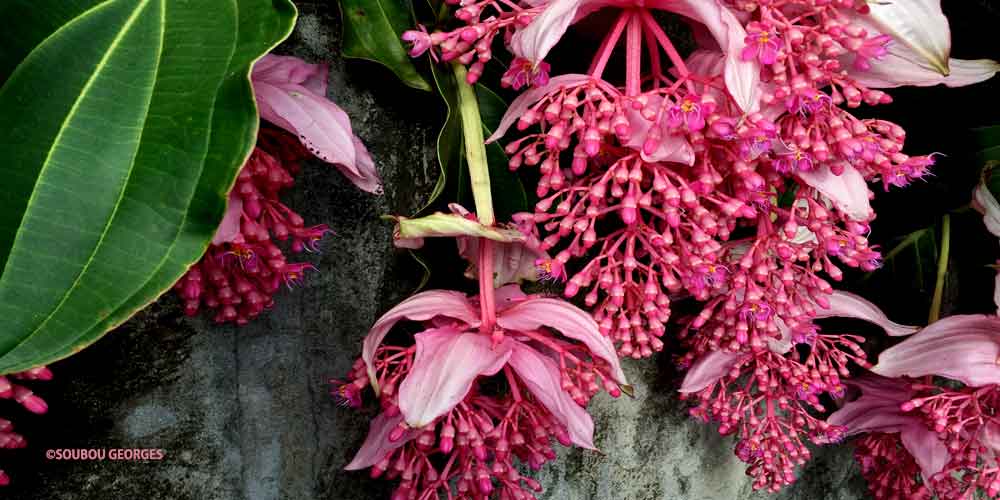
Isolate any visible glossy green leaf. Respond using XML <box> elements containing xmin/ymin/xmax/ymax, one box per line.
<box><xmin>975</xmin><ymin>124</ymin><xmax>1000</xmax><ymax>162</ymax></box>
<box><xmin>0</xmin><ymin>0</ymin><xmax>296</xmax><ymax>373</ymax></box>
<box><xmin>340</xmin><ymin>0</ymin><xmax>431</xmax><ymax>91</ymax></box>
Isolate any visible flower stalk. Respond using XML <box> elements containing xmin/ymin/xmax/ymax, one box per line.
<box><xmin>928</xmin><ymin>214</ymin><xmax>951</xmax><ymax>324</ymax></box>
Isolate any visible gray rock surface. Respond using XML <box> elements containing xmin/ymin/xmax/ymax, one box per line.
<box><xmin>4</xmin><ymin>2</ymin><xmax>867</xmax><ymax>499</ymax></box>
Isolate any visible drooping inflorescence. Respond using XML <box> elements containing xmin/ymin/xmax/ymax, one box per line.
<box><xmin>0</xmin><ymin>365</ymin><xmax>51</xmax><ymax>487</ymax></box>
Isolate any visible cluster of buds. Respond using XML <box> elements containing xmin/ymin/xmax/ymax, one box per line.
<box><xmin>173</xmin><ymin>128</ymin><xmax>330</xmax><ymax>324</ymax></box>
<box><xmin>0</xmin><ymin>366</ymin><xmax>52</xmax><ymax>486</ymax></box>
<box><xmin>337</xmin><ymin>284</ymin><xmax>628</xmax><ymax>500</ymax></box>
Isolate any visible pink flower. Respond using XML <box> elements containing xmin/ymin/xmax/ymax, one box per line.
<box><xmin>501</xmin><ymin>57</ymin><xmax>551</xmax><ymax>90</ymax></box>
<box><xmin>252</xmin><ymin>54</ymin><xmax>382</xmax><ymax>193</ymax></box>
<box><xmin>741</xmin><ymin>22</ymin><xmax>780</xmax><ymax>65</ymax></box>
<box><xmin>0</xmin><ymin>365</ymin><xmax>52</xmax><ymax>487</ymax></box>
<box><xmin>343</xmin><ymin>286</ymin><xmax>627</xmax><ymax>499</ymax></box>
<box><xmin>400</xmin><ymin>25</ymin><xmax>432</xmax><ymax>57</ymax></box>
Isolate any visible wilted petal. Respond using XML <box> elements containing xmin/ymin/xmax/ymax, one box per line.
<box><xmin>864</xmin><ymin>0</ymin><xmax>951</xmax><ymax>75</ymax></box>
<box><xmin>828</xmin><ymin>375</ymin><xmax>915</xmax><ymax>435</ymax></box>
<box><xmin>362</xmin><ymin>291</ymin><xmax>481</xmax><ymax>392</ymax></box>
<box><xmin>394</xmin><ymin>212</ymin><xmax>524</xmax><ymax>246</ymax></box>
<box><xmin>900</xmin><ymin>422</ymin><xmax>950</xmax><ymax>482</ymax></box>
<box><xmin>851</xmin><ymin>54</ymin><xmax>999</xmax><ymax>89</ymax></box>
<box><xmin>815</xmin><ymin>291</ymin><xmax>919</xmax><ymax>337</ymax></box>
<box><xmin>797</xmin><ymin>164</ymin><xmax>873</xmax><ymax>221</ymax></box>
<box><xmin>508</xmin><ymin>342</ymin><xmax>596</xmax><ymax>449</ymax></box>
<box><xmin>873</xmin><ymin>314</ymin><xmax>1000</xmax><ymax>387</ymax></box>
<box><xmin>211</xmin><ymin>193</ymin><xmax>243</xmax><ymax>245</ymax></box>
<box><xmin>497</xmin><ymin>298</ymin><xmax>627</xmax><ymax>384</ymax></box>
<box><xmin>487</xmin><ymin>74</ymin><xmax>596</xmax><ymax>143</ymax></box>
<box><xmin>458</xmin><ymin>234</ymin><xmax>551</xmax><ymax>286</ymax></box>
<box><xmin>678</xmin><ymin>350</ymin><xmax>739</xmax><ymax>393</ymax></box>
<box><xmin>346</xmin><ymin>136</ymin><xmax>382</xmax><ymax>194</ymax></box>
<box><xmin>398</xmin><ymin>329</ymin><xmax>512</xmax><ymax>427</ymax></box>
<box><xmin>344</xmin><ymin>412</ymin><xmax>416</xmax><ymax>470</ymax></box>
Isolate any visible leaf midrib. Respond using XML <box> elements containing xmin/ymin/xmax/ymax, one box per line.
<box><xmin>0</xmin><ymin>0</ymin><xmax>161</xmax><ymax>357</ymax></box>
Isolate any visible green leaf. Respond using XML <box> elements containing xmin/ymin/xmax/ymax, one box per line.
<box><xmin>0</xmin><ymin>0</ymin><xmax>296</xmax><ymax>373</ymax></box>
<box><xmin>427</xmin><ymin>64</ymin><xmax>528</xmax><ymax>220</ymax></box>
<box><xmin>975</xmin><ymin>125</ymin><xmax>1000</xmax><ymax>162</ymax></box>
<box><xmin>340</xmin><ymin>0</ymin><xmax>431</xmax><ymax>91</ymax></box>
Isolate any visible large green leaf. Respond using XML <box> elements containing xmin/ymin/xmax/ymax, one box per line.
<box><xmin>340</xmin><ymin>0</ymin><xmax>431</xmax><ymax>91</ymax></box>
<box><xmin>428</xmin><ymin>63</ymin><xmax>528</xmax><ymax>220</ymax></box>
<box><xmin>0</xmin><ymin>0</ymin><xmax>296</xmax><ymax>373</ymax></box>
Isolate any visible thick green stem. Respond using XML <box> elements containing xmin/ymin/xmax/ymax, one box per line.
<box><xmin>452</xmin><ymin>64</ymin><xmax>494</xmax><ymax>226</ymax></box>
<box><xmin>928</xmin><ymin>214</ymin><xmax>951</xmax><ymax>324</ymax></box>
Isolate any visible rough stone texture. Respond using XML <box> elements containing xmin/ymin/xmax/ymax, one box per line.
<box><xmin>3</xmin><ymin>3</ymin><xmax>869</xmax><ymax>499</ymax></box>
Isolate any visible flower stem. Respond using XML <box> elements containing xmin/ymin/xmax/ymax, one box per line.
<box><xmin>928</xmin><ymin>214</ymin><xmax>951</xmax><ymax>324</ymax></box>
<box><xmin>452</xmin><ymin>64</ymin><xmax>495</xmax><ymax>226</ymax></box>
<box><xmin>453</xmin><ymin>64</ymin><xmax>498</xmax><ymax>331</ymax></box>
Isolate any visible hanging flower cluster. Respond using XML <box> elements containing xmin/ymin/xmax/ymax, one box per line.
<box><xmin>338</xmin><ymin>284</ymin><xmax>627</xmax><ymax>500</ymax></box>
<box><xmin>174</xmin><ymin>54</ymin><xmax>381</xmax><ymax>324</ymax></box>
<box><xmin>0</xmin><ymin>365</ymin><xmax>51</xmax><ymax>487</ymax></box>
<box><xmin>400</xmin><ymin>0</ymin><xmax>998</xmax><ymax>492</ymax></box>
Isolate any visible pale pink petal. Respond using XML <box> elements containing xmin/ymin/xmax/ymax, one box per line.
<box><xmin>873</xmin><ymin>314</ymin><xmax>1000</xmax><ymax>387</ymax></box>
<box><xmin>981</xmin><ymin>420</ymin><xmax>1000</xmax><ymax>452</ymax></box>
<box><xmin>495</xmin><ymin>284</ymin><xmax>529</xmax><ymax>308</ymax></box>
<box><xmin>863</xmin><ymin>0</ymin><xmax>951</xmax><ymax>75</ymax></box>
<box><xmin>211</xmin><ymin>193</ymin><xmax>243</xmax><ymax>245</ymax></box>
<box><xmin>458</xmin><ymin>236</ymin><xmax>551</xmax><ymax>287</ymax></box>
<box><xmin>507</xmin><ymin>342</ymin><xmax>596</xmax><ymax>449</ymax></box>
<box><xmin>651</xmin><ymin>0</ymin><xmax>760</xmax><ymax>112</ymax></box>
<box><xmin>678</xmin><ymin>350</ymin><xmax>739</xmax><ymax>393</ymax></box>
<box><xmin>828</xmin><ymin>375</ymin><xmax>916</xmax><ymax>435</ymax></box>
<box><xmin>851</xmin><ymin>55</ymin><xmax>999</xmax><ymax>89</ymax></box>
<box><xmin>497</xmin><ymin>298</ymin><xmax>627</xmax><ymax>384</ymax></box>
<box><xmin>252</xmin><ymin>54</ymin><xmax>329</xmax><ymax>92</ymax></box>
<box><xmin>900</xmin><ymin>422</ymin><xmax>951</xmax><ymax>482</ymax></box>
<box><xmin>344</xmin><ymin>412</ymin><xmax>417</xmax><ymax>470</ymax></box>
<box><xmin>486</xmin><ymin>74</ymin><xmax>596</xmax><ymax>143</ymax></box>
<box><xmin>816</xmin><ymin>291</ymin><xmax>919</xmax><ymax>337</ymax></box>
<box><xmin>973</xmin><ymin>174</ymin><xmax>1000</xmax><ymax>238</ymax></box>
<box><xmin>508</xmin><ymin>0</ymin><xmax>600</xmax><ymax>65</ymax></box>
<box><xmin>252</xmin><ymin>75</ymin><xmax>383</xmax><ymax>193</ymax></box>
<box><xmin>797</xmin><ymin>164</ymin><xmax>873</xmax><ymax>221</ymax></box>
<box><xmin>362</xmin><ymin>291</ymin><xmax>481</xmax><ymax>392</ymax></box>
<box><xmin>398</xmin><ymin>329</ymin><xmax>512</xmax><ymax>427</ymax></box>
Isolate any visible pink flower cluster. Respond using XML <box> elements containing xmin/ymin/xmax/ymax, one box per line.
<box><xmin>830</xmin><ymin>315</ymin><xmax>1000</xmax><ymax>499</ymax></box>
<box><xmin>0</xmin><ymin>365</ymin><xmax>51</xmax><ymax>487</ymax></box>
<box><xmin>175</xmin><ymin>54</ymin><xmax>381</xmax><ymax>324</ymax></box>
<box><xmin>402</xmin><ymin>0</ymin><xmax>997</xmax><ymax>492</ymax></box>
<box><xmin>337</xmin><ymin>286</ymin><xmax>627</xmax><ymax>499</ymax></box>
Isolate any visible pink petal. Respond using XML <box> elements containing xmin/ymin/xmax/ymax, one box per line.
<box><xmin>497</xmin><ymin>298</ymin><xmax>627</xmax><ymax>384</ymax></box>
<box><xmin>973</xmin><ymin>172</ymin><xmax>1000</xmax><ymax>238</ymax></box>
<box><xmin>211</xmin><ymin>193</ymin><xmax>243</xmax><ymax>245</ymax></box>
<box><xmin>981</xmin><ymin>420</ymin><xmax>1000</xmax><ymax>452</ymax></box>
<box><xmin>797</xmin><ymin>164</ymin><xmax>873</xmax><ymax>221</ymax></box>
<box><xmin>900</xmin><ymin>422</ymin><xmax>950</xmax><ymax>482</ymax></box>
<box><xmin>816</xmin><ymin>291</ymin><xmax>919</xmax><ymax>337</ymax></box>
<box><xmin>495</xmin><ymin>284</ymin><xmax>529</xmax><ymax>308</ymax></box>
<box><xmin>252</xmin><ymin>76</ymin><xmax>383</xmax><ymax>193</ymax></box>
<box><xmin>486</xmin><ymin>74</ymin><xmax>596</xmax><ymax>144</ymax></box>
<box><xmin>872</xmin><ymin>314</ymin><xmax>1000</xmax><ymax>387</ymax></box>
<box><xmin>827</xmin><ymin>375</ymin><xmax>916</xmax><ymax>435</ymax></box>
<box><xmin>344</xmin><ymin>412</ymin><xmax>416</xmax><ymax>470</ymax></box>
<box><xmin>398</xmin><ymin>329</ymin><xmax>512</xmax><ymax>427</ymax></box>
<box><xmin>651</xmin><ymin>0</ymin><xmax>760</xmax><ymax>112</ymax></box>
<box><xmin>507</xmin><ymin>342</ymin><xmax>596</xmax><ymax>449</ymax></box>
<box><xmin>678</xmin><ymin>350</ymin><xmax>739</xmax><ymax>393</ymax></box>
<box><xmin>252</xmin><ymin>54</ymin><xmax>330</xmax><ymax>94</ymax></box>
<box><xmin>362</xmin><ymin>291</ymin><xmax>481</xmax><ymax>392</ymax></box>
